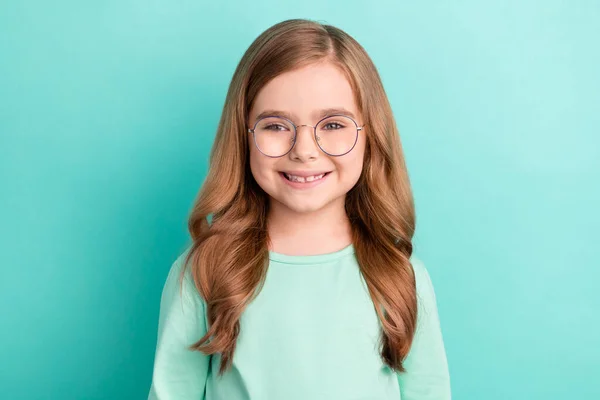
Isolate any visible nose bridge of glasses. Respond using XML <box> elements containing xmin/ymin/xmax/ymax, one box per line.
<box><xmin>293</xmin><ymin>124</ymin><xmax>319</xmax><ymax>144</ymax></box>
<box><xmin>295</xmin><ymin>123</ymin><xmax>316</xmax><ymax>130</ymax></box>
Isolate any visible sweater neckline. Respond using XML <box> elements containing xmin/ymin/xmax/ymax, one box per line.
<box><xmin>268</xmin><ymin>243</ymin><xmax>355</xmax><ymax>265</ymax></box>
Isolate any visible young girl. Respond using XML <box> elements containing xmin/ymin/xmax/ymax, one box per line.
<box><xmin>148</xmin><ymin>18</ymin><xmax>450</xmax><ymax>400</ymax></box>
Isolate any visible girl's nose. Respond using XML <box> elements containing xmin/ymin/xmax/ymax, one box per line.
<box><xmin>290</xmin><ymin>125</ymin><xmax>319</xmax><ymax>160</ymax></box>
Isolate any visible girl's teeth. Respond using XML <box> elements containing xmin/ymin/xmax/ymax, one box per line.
<box><xmin>285</xmin><ymin>173</ymin><xmax>325</xmax><ymax>182</ymax></box>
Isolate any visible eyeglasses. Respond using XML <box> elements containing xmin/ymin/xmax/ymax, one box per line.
<box><xmin>247</xmin><ymin>114</ymin><xmax>364</xmax><ymax>158</ymax></box>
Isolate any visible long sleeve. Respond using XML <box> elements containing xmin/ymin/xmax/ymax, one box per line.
<box><xmin>148</xmin><ymin>250</ymin><xmax>211</xmax><ymax>400</ymax></box>
<box><xmin>397</xmin><ymin>257</ymin><xmax>451</xmax><ymax>400</ymax></box>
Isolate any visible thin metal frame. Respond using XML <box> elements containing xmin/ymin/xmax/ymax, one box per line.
<box><xmin>247</xmin><ymin>114</ymin><xmax>364</xmax><ymax>158</ymax></box>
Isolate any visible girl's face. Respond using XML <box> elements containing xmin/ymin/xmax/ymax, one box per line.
<box><xmin>247</xmin><ymin>61</ymin><xmax>366</xmax><ymax>215</ymax></box>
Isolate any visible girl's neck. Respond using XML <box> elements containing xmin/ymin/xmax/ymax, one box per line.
<box><xmin>266</xmin><ymin>197</ymin><xmax>353</xmax><ymax>256</ymax></box>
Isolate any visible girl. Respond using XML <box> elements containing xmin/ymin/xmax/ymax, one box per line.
<box><xmin>149</xmin><ymin>18</ymin><xmax>451</xmax><ymax>400</ymax></box>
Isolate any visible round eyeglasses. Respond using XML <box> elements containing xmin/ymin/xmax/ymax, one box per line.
<box><xmin>247</xmin><ymin>114</ymin><xmax>364</xmax><ymax>158</ymax></box>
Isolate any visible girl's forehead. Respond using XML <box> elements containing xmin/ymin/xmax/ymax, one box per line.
<box><xmin>250</xmin><ymin>63</ymin><xmax>359</xmax><ymax>122</ymax></box>
<box><xmin>259</xmin><ymin>63</ymin><xmax>353</xmax><ymax>98</ymax></box>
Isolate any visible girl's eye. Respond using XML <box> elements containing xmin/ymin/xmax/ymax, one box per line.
<box><xmin>265</xmin><ymin>124</ymin><xmax>288</xmax><ymax>131</ymax></box>
<box><xmin>323</xmin><ymin>122</ymin><xmax>344</xmax><ymax>130</ymax></box>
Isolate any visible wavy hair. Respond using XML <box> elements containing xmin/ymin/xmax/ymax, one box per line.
<box><xmin>180</xmin><ymin>18</ymin><xmax>417</xmax><ymax>376</ymax></box>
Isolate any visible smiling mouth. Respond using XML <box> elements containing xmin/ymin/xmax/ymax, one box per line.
<box><xmin>280</xmin><ymin>171</ymin><xmax>331</xmax><ymax>183</ymax></box>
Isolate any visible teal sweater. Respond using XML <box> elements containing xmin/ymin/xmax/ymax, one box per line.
<box><xmin>148</xmin><ymin>244</ymin><xmax>451</xmax><ymax>399</ymax></box>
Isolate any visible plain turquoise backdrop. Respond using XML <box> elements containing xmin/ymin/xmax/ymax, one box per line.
<box><xmin>1</xmin><ymin>1</ymin><xmax>598</xmax><ymax>399</ymax></box>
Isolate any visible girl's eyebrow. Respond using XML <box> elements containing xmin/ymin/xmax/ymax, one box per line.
<box><xmin>254</xmin><ymin>107</ymin><xmax>357</xmax><ymax>122</ymax></box>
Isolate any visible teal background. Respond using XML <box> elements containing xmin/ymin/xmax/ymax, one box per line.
<box><xmin>1</xmin><ymin>1</ymin><xmax>598</xmax><ymax>399</ymax></box>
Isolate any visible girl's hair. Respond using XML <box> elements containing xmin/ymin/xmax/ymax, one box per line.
<box><xmin>181</xmin><ymin>18</ymin><xmax>417</xmax><ymax>376</ymax></box>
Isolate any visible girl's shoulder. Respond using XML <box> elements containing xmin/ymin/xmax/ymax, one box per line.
<box><xmin>408</xmin><ymin>254</ymin><xmax>440</xmax><ymax>310</ymax></box>
<box><xmin>163</xmin><ymin>244</ymin><xmax>205</xmax><ymax>307</ymax></box>
<box><xmin>169</xmin><ymin>244</ymin><xmax>194</xmax><ymax>282</ymax></box>
<box><xmin>408</xmin><ymin>255</ymin><xmax>431</xmax><ymax>284</ymax></box>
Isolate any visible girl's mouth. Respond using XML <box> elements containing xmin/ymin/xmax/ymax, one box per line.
<box><xmin>278</xmin><ymin>171</ymin><xmax>332</xmax><ymax>189</ymax></box>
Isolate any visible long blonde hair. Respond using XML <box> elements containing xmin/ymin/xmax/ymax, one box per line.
<box><xmin>181</xmin><ymin>18</ymin><xmax>417</xmax><ymax>376</ymax></box>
